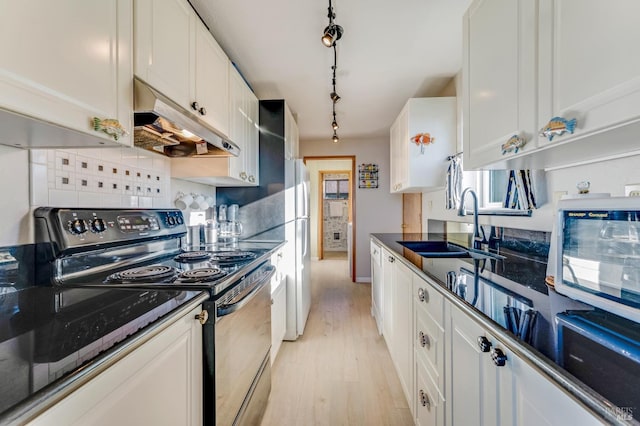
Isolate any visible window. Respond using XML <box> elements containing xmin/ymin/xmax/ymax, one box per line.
<box><xmin>479</xmin><ymin>170</ymin><xmax>508</xmax><ymax>208</ymax></box>
<box><xmin>324</xmin><ymin>179</ymin><xmax>349</xmax><ymax>199</ymax></box>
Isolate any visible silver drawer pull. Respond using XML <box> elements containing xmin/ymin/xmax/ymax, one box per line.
<box><xmin>419</xmin><ymin>331</ymin><xmax>431</xmax><ymax>350</ymax></box>
<box><xmin>418</xmin><ymin>287</ymin><xmax>429</xmax><ymax>303</ymax></box>
<box><xmin>419</xmin><ymin>389</ymin><xmax>431</xmax><ymax>411</ymax></box>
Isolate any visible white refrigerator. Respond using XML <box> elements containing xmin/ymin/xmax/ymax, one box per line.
<box><xmin>283</xmin><ymin>159</ymin><xmax>311</xmax><ymax>340</ymax></box>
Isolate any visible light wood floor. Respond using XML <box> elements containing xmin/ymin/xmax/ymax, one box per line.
<box><xmin>261</xmin><ymin>258</ymin><xmax>413</xmax><ymax>426</ymax></box>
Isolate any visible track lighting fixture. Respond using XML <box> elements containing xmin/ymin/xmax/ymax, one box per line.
<box><xmin>322</xmin><ymin>0</ymin><xmax>343</xmax><ymax>143</ymax></box>
<box><xmin>321</xmin><ymin>24</ymin><xmax>343</xmax><ymax>47</ymax></box>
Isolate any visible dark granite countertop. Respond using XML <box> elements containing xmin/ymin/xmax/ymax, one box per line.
<box><xmin>371</xmin><ymin>232</ymin><xmax>633</xmax><ymax>425</ymax></box>
<box><xmin>0</xmin><ymin>286</ymin><xmax>208</xmax><ymax>424</ymax></box>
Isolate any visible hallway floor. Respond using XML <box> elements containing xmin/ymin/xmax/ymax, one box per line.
<box><xmin>261</xmin><ymin>258</ymin><xmax>413</xmax><ymax>426</ymax></box>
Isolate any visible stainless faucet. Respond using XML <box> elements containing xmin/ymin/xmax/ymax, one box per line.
<box><xmin>458</xmin><ymin>187</ymin><xmax>484</xmax><ymax>250</ymax></box>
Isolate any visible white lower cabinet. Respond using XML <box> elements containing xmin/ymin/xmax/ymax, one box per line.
<box><xmin>416</xmin><ymin>355</ymin><xmax>445</xmax><ymax>426</ymax></box>
<box><xmin>446</xmin><ymin>304</ymin><xmax>601</xmax><ymax>426</ymax></box>
<box><xmin>393</xmin><ymin>260</ymin><xmax>414</xmax><ymax>415</ymax></box>
<box><xmin>28</xmin><ymin>305</ymin><xmax>204</xmax><ymax>426</ymax></box>
<box><xmin>372</xmin><ymin>239</ymin><xmax>604</xmax><ymax>426</ymax></box>
<box><xmin>370</xmin><ymin>240</ymin><xmax>383</xmax><ymax>334</ymax></box>
<box><xmin>271</xmin><ymin>279</ymin><xmax>286</xmax><ymax>364</ymax></box>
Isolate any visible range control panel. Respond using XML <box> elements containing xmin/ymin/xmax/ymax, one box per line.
<box><xmin>35</xmin><ymin>208</ymin><xmax>186</xmax><ymax>254</ymax></box>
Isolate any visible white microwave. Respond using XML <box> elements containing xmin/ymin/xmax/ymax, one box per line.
<box><xmin>554</xmin><ymin>197</ymin><xmax>640</xmax><ymax>323</ymax></box>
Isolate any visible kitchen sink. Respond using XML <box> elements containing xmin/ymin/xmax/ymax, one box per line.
<box><xmin>396</xmin><ymin>241</ymin><xmax>470</xmax><ymax>258</ymax></box>
<box><xmin>396</xmin><ymin>240</ymin><xmax>505</xmax><ymax>260</ymax></box>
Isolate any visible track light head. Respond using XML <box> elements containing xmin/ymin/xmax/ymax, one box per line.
<box><xmin>321</xmin><ymin>24</ymin><xmax>343</xmax><ymax>47</ymax></box>
<box><xmin>330</xmin><ymin>92</ymin><xmax>341</xmax><ymax>103</ymax></box>
<box><xmin>332</xmin><ymin>133</ymin><xmax>339</xmax><ymax>143</ymax></box>
<box><xmin>332</xmin><ymin>120</ymin><xmax>339</xmax><ymax>130</ymax></box>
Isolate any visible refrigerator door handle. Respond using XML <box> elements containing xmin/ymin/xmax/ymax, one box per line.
<box><xmin>302</xmin><ymin>219</ymin><xmax>308</xmax><ymax>258</ymax></box>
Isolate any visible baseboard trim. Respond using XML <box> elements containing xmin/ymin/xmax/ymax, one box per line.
<box><xmin>311</xmin><ymin>257</ymin><xmax>320</xmax><ymax>261</ymax></box>
<box><xmin>356</xmin><ymin>276</ymin><xmax>371</xmax><ymax>283</ymax></box>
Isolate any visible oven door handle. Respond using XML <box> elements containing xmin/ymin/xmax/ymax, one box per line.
<box><xmin>217</xmin><ymin>266</ymin><xmax>276</xmax><ymax>317</ymax></box>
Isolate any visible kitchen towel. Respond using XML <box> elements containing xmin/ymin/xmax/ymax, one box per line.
<box><xmin>329</xmin><ymin>201</ymin><xmax>343</xmax><ymax>217</ymax></box>
<box><xmin>504</xmin><ymin>170</ymin><xmax>539</xmax><ymax>210</ymax></box>
<box><xmin>445</xmin><ymin>155</ymin><xmax>463</xmax><ymax>209</ymax></box>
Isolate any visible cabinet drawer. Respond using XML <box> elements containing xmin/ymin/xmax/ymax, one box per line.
<box><xmin>415</xmin><ymin>302</ymin><xmax>445</xmax><ymax>395</ymax></box>
<box><xmin>370</xmin><ymin>240</ymin><xmax>382</xmax><ymax>266</ymax></box>
<box><xmin>415</xmin><ymin>355</ymin><xmax>444</xmax><ymax>426</ymax></box>
<box><xmin>413</xmin><ymin>275</ymin><xmax>444</xmax><ymax>327</ymax></box>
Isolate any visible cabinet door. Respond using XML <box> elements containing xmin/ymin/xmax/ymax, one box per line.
<box><xmin>271</xmin><ymin>281</ymin><xmax>286</xmax><ymax>364</ymax></box>
<box><xmin>389</xmin><ymin>108</ymin><xmax>408</xmax><ymax>192</ymax></box>
<box><xmin>462</xmin><ymin>0</ymin><xmax>537</xmax><ymax>169</ymax></box>
<box><xmin>228</xmin><ymin>65</ymin><xmax>247</xmax><ymax>182</ymax></box>
<box><xmin>382</xmin><ymin>250</ymin><xmax>395</xmax><ymax>344</ymax></box>
<box><xmin>134</xmin><ymin>0</ymin><xmax>194</xmax><ymax>110</ymax></box>
<box><xmin>507</xmin><ymin>348</ymin><xmax>602</xmax><ymax>426</ymax></box>
<box><xmin>393</xmin><ymin>260</ymin><xmax>414</xmax><ymax>414</ymax></box>
<box><xmin>537</xmin><ymin>0</ymin><xmax>640</xmax><ymax>149</ymax></box>
<box><xmin>370</xmin><ymin>243</ymin><xmax>383</xmax><ymax>335</ymax></box>
<box><xmin>194</xmin><ymin>20</ymin><xmax>229</xmax><ymax>137</ymax></box>
<box><xmin>0</xmin><ymin>0</ymin><xmax>132</xmax><ymax>146</ymax></box>
<box><xmin>245</xmin><ymin>89</ymin><xmax>260</xmax><ymax>185</ymax></box>
<box><xmin>29</xmin><ymin>305</ymin><xmax>204</xmax><ymax>426</ymax></box>
<box><xmin>448</xmin><ymin>306</ymin><xmax>502</xmax><ymax>426</ymax></box>
<box><xmin>284</xmin><ymin>104</ymin><xmax>298</xmax><ymax>160</ymax></box>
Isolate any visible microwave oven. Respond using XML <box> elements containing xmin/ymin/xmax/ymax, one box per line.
<box><xmin>554</xmin><ymin>197</ymin><xmax>640</xmax><ymax>323</ymax></box>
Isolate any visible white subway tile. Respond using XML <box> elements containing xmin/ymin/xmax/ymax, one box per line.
<box><xmin>30</xmin><ymin>149</ymin><xmax>48</xmax><ymax>165</ymax></box>
<box><xmin>138</xmin><ymin>196</ymin><xmax>153</xmax><ymax>208</ymax></box>
<box><xmin>49</xmin><ymin>189</ymin><xmax>78</xmax><ymax>207</ymax></box>
<box><xmin>30</xmin><ymin>163</ymin><xmax>49</xmax><ymax>206</ymax></box>
<box><xmin>100</xmin><ymin>193</ymin><xmax>122</xmax><ymax>208</ymax></box>
<box><xmin>121</xmin><ymin>195</ymin><xmax>139</xmax><ymax>208</ymax></box>
<box><xmin>78</xmin><ymin>192</ymin><xmax>103</xmax><ymax>207</ymax></box>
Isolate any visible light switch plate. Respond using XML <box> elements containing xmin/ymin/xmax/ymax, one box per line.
<box><xmin>625</xmin><ymin>184</ymin><xmax>640</xmax><ymax>196</ymax></box>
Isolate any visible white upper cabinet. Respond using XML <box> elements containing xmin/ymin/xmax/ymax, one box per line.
<box><xmin>284</xmin><ymin>104</ymin><xmax>299</xmax><ymax>160</ymax></box>
<box><xmin>227</xmin><ymin>63</ymin><xmax>259</xmax><ymax>185</ymax></box>
<box><xmin>172</xmin><ymin>65</ymin><xmax>258</xmax><ymax>187</ymax></box>
<box><xmin>194</xmin><ymin>20</ymin><xmax>230</xmax><ymax>137</ymax></box>
<box><xmin>0</xmin><ymin>0</ymin><xmax>133</xmax><ymax>148</ymax></box>
<box><xmin>464</xmin><ymin>0</ymin><xmax>640</xmax><ymax>169</ymax></box>
<box><xmin>462</xmin><ymin>0</ymin><xmax>537</xmax><ymax>169</ymax></box>
<box><xmin>134</xmin><ymin>0</ymin><xmax>230</xmax><ymax>138</ymax></box>
<box><xmin>390</xmin><ymin>97</ymin><xmax>457</xmax><ymax>193</ymax></box>
<box><xmin>537</xmin><ymin>0</ymin><xmax>640</xmax><ymax>150</ymax></box>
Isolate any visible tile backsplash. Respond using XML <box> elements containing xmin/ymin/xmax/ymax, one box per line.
<box><xmin>30</xmin><ymin>147</ymin><xmax>172</xmax><ymax>208</ymax></box>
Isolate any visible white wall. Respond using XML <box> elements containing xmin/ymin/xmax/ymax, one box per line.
<box><xmin>0</xmin><ymin>144</ymin><xmax>215</xmax><ymax>247</ymax></box>
<box><xmin>300</xmin><ymin>137</ymin><xmax>403</xmax><ymax>282</ymax></box>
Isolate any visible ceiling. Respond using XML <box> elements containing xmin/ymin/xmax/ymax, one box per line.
<box><xmin>190</xmin><ymin>0</ymin><xmax>472</xmax><ymax>142</ymax></box>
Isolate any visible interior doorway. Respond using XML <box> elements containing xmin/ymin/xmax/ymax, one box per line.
<box><xmin>318</xmin><ymin>170</ymin><xmax>352</xmax><ymax>260</ymax></box>
<box><xmin>303</xmin><ymin>156</ymin><xmax>356</xmax><ymax>282</ymax></box>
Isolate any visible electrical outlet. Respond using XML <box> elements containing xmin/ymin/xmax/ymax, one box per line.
<box><xmin>625</xmin><ymin>184</ymin><xmax>640</xmax><ymax>197</ymax></box>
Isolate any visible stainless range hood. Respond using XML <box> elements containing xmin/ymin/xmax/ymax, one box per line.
<box><xmin>133</xmin><ymin>78</ymin><xmax>239</xmax><ymax>158</ymax></box>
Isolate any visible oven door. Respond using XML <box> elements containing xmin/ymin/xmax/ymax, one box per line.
<box><xmin>211</xmin><ymin>266</ymin><xmax>274</xmax><ymax>426</ymax></box>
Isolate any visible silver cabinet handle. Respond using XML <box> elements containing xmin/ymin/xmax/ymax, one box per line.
<box><xmin>194</xmin><ymin>310</ymin><xmax>209</xmax><ymax>325</ymax></box>
<box><xmin>239</xmin><ymin>172</ymin><xmax>248</xmax><ymax>180</ymax></box>
<box><xmin>419</xmin><ymin>331</ymin><xmax>431</xmax><ymax>350</ymax></box>
<box><xmin>388</xmin><ymin>256</ymin><xmax>395</xmax><ymax>263</ymax></box>
<box><xmin>248</xmin><ymin>175</ymin><xmax>255</xmax><ymax>183</ymax></box>
<box><xmin>491</xmin><ymin>348</ymin><xmax>507</xmax><ymax>367</ymax></box>
<box><xmin>419</xmin><ymin>390</ymin><xmax>431</xmax><ymax>411</ymax></box>
<box><xmin>191</xmin><ymin>101</ymin><xmax>200</xmax><ymax>111</ymax></box>
<box><xmin>199</xmin><ymin>107</ymin><xmax>207</xmax><ymax>116</ymax></box>
<box><xmin>418</xmin><ymin>287</ymin><xmax>429</xmax><ymax>303</ymax></box>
